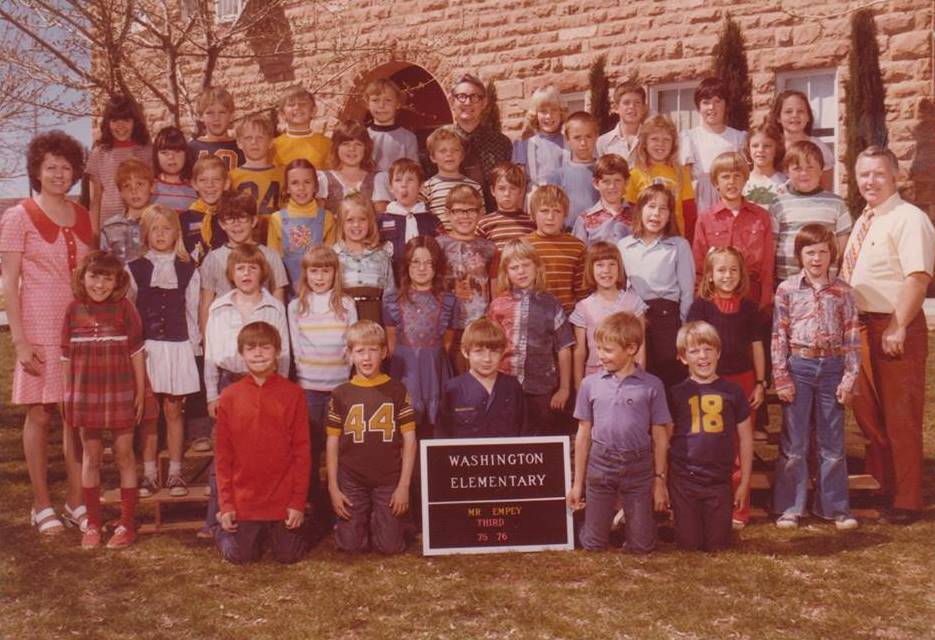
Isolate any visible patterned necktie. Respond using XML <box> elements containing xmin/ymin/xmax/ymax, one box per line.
<box><xmin>840</xmin><ymin>208</ymin><xmax>876</xmax><ymax>283</ymax></box>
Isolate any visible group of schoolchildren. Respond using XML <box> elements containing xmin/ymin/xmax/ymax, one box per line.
<box><xmin>60</xmin><ymin>72</ymin><xmax>860</xmax><ymax>562</ymax></box>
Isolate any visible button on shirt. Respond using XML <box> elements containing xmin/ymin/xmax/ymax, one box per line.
<box><xmin>692</xmin><ymin>200</ymin><xmax>775</xmax><ymax>310</ymax></box>
<box><xmin>333</xmin><ymin>241</ymin><xmax>396</xmax><ymax>292</ymax></box>
<box><xmin>596</xmin><ymin>127</ymin><xmax>639</xmax><ymax>166</ymax></box>
<box><xmin>771</xmin><ymin>273</ymin><xmax>860</xmax><ymax>393</ymax></box>
<box><xmin>436</xmin><ymin>372</ymin><xmax>525</xmax><ymax>439</ymax></box>
<box><xmin>574</xmin><ymin>368</ymin><xmax>672</xmax><ymax>452</ymax></box>
<box><xmin>844</xmin><ymin>193</ymin><xmax>935</xmax><ymax>313</ymax></box>
<box><xmin>618</xmin><ymin>234</ymin><xmax>695</xmax><ymax>321</ymax></box>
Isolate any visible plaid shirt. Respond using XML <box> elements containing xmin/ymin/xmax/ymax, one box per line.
<box><xmin>771</xmin><ymin>273</ymin><xmax>860</xmax><ymax>393</ymax></box>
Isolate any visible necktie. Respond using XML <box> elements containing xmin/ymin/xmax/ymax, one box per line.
<box><xmin>840</xmin><ymin>208</ymin><xmax>876</xmax><ymax>283</ymax></box>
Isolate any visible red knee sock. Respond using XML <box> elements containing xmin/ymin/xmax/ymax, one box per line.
<box><xmin>120</xmin><ymin>487</ymin><xmax>138</xmax><ymax>530</ymax></box>
<box><xmin>83</xmin><ymin>486</ymin><xmax>102</xmax><ymax>530</ymax></box>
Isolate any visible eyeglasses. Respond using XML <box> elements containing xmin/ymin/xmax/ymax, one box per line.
<box><xmin>449</xmin><ymin>207</ymin><xmax>480</xmax><ymax>217</ymax></box>
<box><xmin>452</xmin><ymin>93</ymin><xmax>484</xmax><ymax>105</ymax></box>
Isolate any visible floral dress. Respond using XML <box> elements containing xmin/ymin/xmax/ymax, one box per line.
<box><xmin>383</xmin><ymin>290</ymin><xmax>457</xmax><ymax>427</ymax></box>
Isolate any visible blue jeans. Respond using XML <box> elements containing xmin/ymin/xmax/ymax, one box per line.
<box><xmin>773</xmin><ymin>356</ymin><xmax>851</xmax><ymax>519</ymax></box>
<box><xmin>304</xmin><ymin>389</ymin><xmax>331</xmax><ymax>516</ymax></box>
<box><xmin>580</xmin><ymin>442</ymin><xmax>655</xmax><ymax>553</ymax></box>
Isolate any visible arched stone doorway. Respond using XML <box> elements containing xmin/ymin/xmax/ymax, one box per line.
<box><xmin>341</xmin><ymin>61</ymin><xmax>452</xmax><ymax>158</ymax></box>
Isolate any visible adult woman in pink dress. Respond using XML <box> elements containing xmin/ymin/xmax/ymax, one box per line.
<box><xmin>0</xmin><ymin>131</ymin><xmax>93</xmax><ymax>535</ymax></box>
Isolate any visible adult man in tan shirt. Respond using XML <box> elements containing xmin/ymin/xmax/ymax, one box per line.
<box><xmin>842</xmin><ymin>146</ymin><xmax>935</xmax><ymax>523</ymax></box>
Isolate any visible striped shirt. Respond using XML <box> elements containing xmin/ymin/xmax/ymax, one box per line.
<box><xmin>525</xmin><ymin>231</ymin><xmax>586</xmax><ymax>313</ymax></box>
<box><xmin>769</xmin><ymin>187</ymin><xmax>852</xmax><ymax>282</ymax></box>
<box><xmin>420</xmin><ymin>173</ymin><xmax>482</xmax><ymax>232</ymax></box>
<box><xmin>203</xmin><ymin>289</ymin><xmax>290</xmax><ymax>402</ymax></box>
<box><xmin>476</xmin><ymin>210</ymin><xmax>537</xmax><ymax>252</ymax></box>
<box><xmin>152</xmin><ymin>179</ymin><xmax>198</xmax><ymax>212</ymax></box>
<box><xmin>288</xmin><ymin>292</ymin><xmax>358</xmax><ymax>391</ymax></box>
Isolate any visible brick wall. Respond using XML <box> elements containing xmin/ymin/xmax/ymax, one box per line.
<box><xmin>159</xmin><ymin>0</ymin><xmax>935</xmax><ymax>211</ymax></box>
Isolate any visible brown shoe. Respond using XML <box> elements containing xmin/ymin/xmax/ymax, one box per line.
<box><xmin>106</xmin><ymin>525</ymin><xmax>137</xmax><ymax>549</ymax></box>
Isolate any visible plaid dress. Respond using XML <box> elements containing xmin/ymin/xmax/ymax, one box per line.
<box><xmin>61</xmin><ymin>298</ymin><xmax>144</xmax><ymax>431</ymax></box>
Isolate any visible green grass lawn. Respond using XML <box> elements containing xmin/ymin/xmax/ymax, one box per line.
<box><xmin>1</xmin><ymin>333</ymin><xmax>934</xmax><ymax>640</ymax></box>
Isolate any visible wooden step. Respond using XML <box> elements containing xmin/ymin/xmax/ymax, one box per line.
<box><xmin>101</xmin><ymin>484</ymin><xmax>210</xmax><ymax>505</ymax></box>
<box><xmin>747</xmin><ymin>472</ymin><xmax>880</xmax><ymax>492</ymax></box>
<box><xmin>136</xmin><ymin>520</ymin><xmax>205</xmax><ymax>534</ymax></box>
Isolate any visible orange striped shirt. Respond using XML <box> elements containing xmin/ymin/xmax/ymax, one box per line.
<box><xmin>525</xmin><ymin>231</ymin><xmax>586</xmax><ymax>313</ymax></box>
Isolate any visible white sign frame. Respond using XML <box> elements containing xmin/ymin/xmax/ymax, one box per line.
<box><xmin>420</xmin><ymin>435</ymin><xmax>574</xmax><ymax>556</ymax></box>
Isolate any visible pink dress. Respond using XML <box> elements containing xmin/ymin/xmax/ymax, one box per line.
<box><xmin>0</xmin><ymin>199</ymin><xmax>92</xmax><ymax>404</ymax></box>
<box><xmin>569</xmin><ymin>289</ymin><xmax>648</xmax><ymax>375</ymax></box>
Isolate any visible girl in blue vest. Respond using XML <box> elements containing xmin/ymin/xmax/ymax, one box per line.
<box><xmin>127</xmin><ymin>204</ymin><xmax>201</xmax><ymax>498</ymax></box>
<box><xmin>267</xmin><ymin>158</ymin><xmax>336</xmax><ymax>296</ymax></box>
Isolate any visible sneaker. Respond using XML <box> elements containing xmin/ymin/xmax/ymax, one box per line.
<box><xmin>166</xmin><ymin>474</ymin><xmax>188</xmax><ymax>497</ymax></box>
<box><xmin>775</xmin><ymin>514</ymin><xmax>799</xmax><ymax>529</ymax></box>
<box><xmin>732</xmin><ymin>518</ymin><xmax>746</xmax><ymax>531</ymax></box>
<box><xmin>81</xmin><ymin>527</ymin><xmax>102</xmax><ymax>549</ymax></box>
<box><xmin>106</xmin><ymin>524</ymin><xmax>137</xmax><ymax>549</ymax></box>
<box><xmin>138</xmin><ymin>476</ymin><xmax>159</xmax><ymax>498</ymax></box>
<box><xmin>834</xmin><ymin>515</ymin><xmax>859</xmax><ymax>531</ymax></box>
<box><xmin>191</xmin><ymin>437</ymin><xmax>212</xmax><ymax>453</ymax></box>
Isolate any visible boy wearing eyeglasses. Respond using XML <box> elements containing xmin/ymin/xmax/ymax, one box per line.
<box><xmin>449</xmin><ymin>74</ymin><xmax>512</xmax><ymax>211</ymax></box>
<box><xmin>436</xmin><ymin>185</ymin><xmax>497</xmax><ymax>374</ymax></box>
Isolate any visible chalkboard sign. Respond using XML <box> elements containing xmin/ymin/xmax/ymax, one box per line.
<box><xmin>420</xmin><ymin>436</ymin><xmax>574</xmax><ymax>556</ymax></box>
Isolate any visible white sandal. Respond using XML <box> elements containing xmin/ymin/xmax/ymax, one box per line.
<box><xmin>30</xmin><ymin>507</ymin><xmax>65</xmax><ymax>536</ymax></box>
<box><xmin>62</xmin><ymin>503</ymin><xmax>89</xmax><ymax>533</ymax></box>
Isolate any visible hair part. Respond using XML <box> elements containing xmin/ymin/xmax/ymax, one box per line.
<box><xmin>631</xmin><ymin>184</ymin><xmax>677</xmax><ymax>238</ymax></box>
<box><xmin>195</xmin><ymin>87</ymin><xmax>235</xmax><ymax>116</ymax></box>
<box><xmin>99</xmin><ymin>95</ymin><xmax>151</xmax><ymax>149</ymax></box>
<box><xmin>488</xmin><ymin>161</ymin><xmax>526</xmax><ymax>193</ymax></box>
<box><xmin>461</xmin><ymin>318</ymin><xmax>507</xmax><ymax>353</ymax></box>
<box><xmin>770</xmin><ymin>89</ymin><xmax>815</xmax><ymax>136</ymax></box>
<box><xmin>583</xmin><ymin>241</ymin><xmax>627</xmax><ymax>291</ymax></box>
<box><xmin>115</xmin><ymin>158</ymin><xmax>154</xmax><ymax>189</ymax></box>
<box><xmin>594</xmin><ymin>311</ymin><xmax>643</xmax><ymax>350</ymax></box>
<box><xmin>745</xmin><ymin>118</ymin><xmax>785</xmax><ymax>169</ymax></box>
<box><xmin>450</xmin><ymin>73</ymin><xmax>486</xmax><ymax>97</ymax></box>
<box><xmin>283</xmin><ymin>158</ymin><xmax>319</xmax><ymax>201</ymax></box>
<box><xmin>72</xmin><ymin>250</ymin><xmax>130</xmax><ymax>303</ymax></box>
<box><xmin>225</xmin><ymin>244</ymin><xmax>270</xmax><ymax>288</ymax></box>
<box><xmin>329</xmin><ymin>120</ymin><xmax>376</xmax><ymax>171</ymax></box>
<box><xmin>364</xmin><ymin>78</ymin><xmax>406</xmax><ymax>103</ymax></box>
<box><xmin>192</xmin><ymin>155</ymin><xmax>229</xmax><ymax>181</ymax></box>
<box><xmin>152</xmin><ymin>126</ymin><xmax>194</xmax><ymax>181</ymax></box>
<box><xmin>593</xmin><ymin>153</ymin><xmax>630</xmax><ymax>181</ymax></box>
<box><xmin>522</xmin><ymin>85</ymin><xmax>565</xmax><ymax>137</ymax></box>
<box><xmin>856</xmin><ymin>145</ymin><xmax>899</xmax><ymax>175</ymax></box>
<box><xmin>336</xmin><ymin>193</ymin><xmax>381</xmax><ymax>248</ymax></box>
<box><xmin>388</xmin><ymin>157</ymin><xmax>423</xmax><ymax>184</ymax></box>
<box><xmin>698</xmin><ymin>246</ymin><xmax>750</xmax><ymax>300</ymax></box>
<box><xmin>783</xmin><ymin>139</ymin><xmax>825</xmax><ymax>172</ymax></box>
<box><xmin>676</xmin><ymin>320</ymin><xmax>722</xmax><ymax>357</ymax></box>
<box><xmin>709</xmin><ymin>151</ymin><xmax>750</xmax><ymax>186</ymax></box>
<box><xmin>27</xmin><ymin>130</ymin><xmax>86</xmax><ymax>193</ymax></box>
<box><xmin>399</xmin><ymin>235</ymin><xmax>446</xmax><ymax>302</ymax></box>
<box><xmin>237</xmin><ymin>320</ymin><xmax>281</xmax><ymax>354</ymax></box>
<box><xmin>529</xmin><ymin>183</ymin><xmax>569</xmax><ymax>217</ymax></box>
<box><xmin>496</xmin><ymin>238</ymin><xmax>546</xmax><ymax>292</ymax></box>
<box><xmin>296</xmin><ymin>244</ymin><xmax>347</xmax><ymax>318</ymax></box>
<box><xmin>693</xmin><ymin>77</ymin><xmax>729</xmax><ymax>107</ymax></box>
<box><xmin>426</xmin><ymin>126</ymin><xmax>464</xmax><ymax>156</ymax></box>
<box><xmin>794</xmin><ymin>223</ymin><xmax>839</xmax><ymax>267</ymax></box>
<box><xmin>217</xmin><ymin>190</ymin><xmax>257</xmax><ymax>221</ymax></box>
<box><xmin>563</xmin><ymin>111</ymin><xmax>599</xmax><ymax>137</ymax></box>
<box><xmin>445</xmin><ymin>184</ymin><xmax>484</xmax><ymax>210</ymax></box>
<box><xmin>346</xmin><ymin>319</ymin><xmax>386</xmax><ymax>350</ymax></box>
<box><xmin>140</xmin><ymin>204</ymin><xmax>190</xmax><ymax>261</ymax></box>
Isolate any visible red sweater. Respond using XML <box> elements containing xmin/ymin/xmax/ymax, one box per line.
<box><xmin>215</xmin><ymin>373</ymin><xmax>311</xmax><ymax>520</ymax></box>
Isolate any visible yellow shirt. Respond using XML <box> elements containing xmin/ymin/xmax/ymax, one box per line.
<box><xmin>271</xmin><ymin>132</ymin><xmax>331</xmax><ymax>169</ymax></box>
<box><xmin>846</xmin><ymin>193</ymin><xmax>935</xmax><ymax>313</ymax></box>
<box><xmin>626</xmin><ymin>163</ymin><xmax>695</xmax><ymax>236</ymax></box>
<box><xmin>229</xmin><ymin>165</ymin><xmax>284</xmax><ymax>217</ymax></box>
<box><xmin>266</xmin><ymin>200</ymin><xmax>336</xmax><ymax>255</ymax></box>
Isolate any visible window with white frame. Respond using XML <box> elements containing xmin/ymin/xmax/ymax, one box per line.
<box><xmin>649</xmin><ymin>81</ymin><xmax>699</xmax><ymax>132</ymax></box>
<box><xmin>560</xmin><ymin>91</ymin><xmax>589</xmax><ymax>115</ymax></box>
<box><xmin>776</xmin><ymin>68</ymin><xmax>839</xmax><ymax>186</ymax></box>
<box><xmin>215</xmin><ymin>0</ymin><xmax>244</xmax><ymax>22</ymax></box>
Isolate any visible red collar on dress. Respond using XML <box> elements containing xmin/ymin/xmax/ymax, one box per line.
<box><xmin>22</xmin><ymin>198</ymin><xmax>93</xmax><ymax>246</ymax></box>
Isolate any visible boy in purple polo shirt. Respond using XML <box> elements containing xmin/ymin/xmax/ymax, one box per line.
<box><xmin>567</xmin><ymin>311</ymin><xmax>672</xmax><ymax>553</ymax></box>
<box><xmin>436</xmin><ymin>319</ymin><xmax>524</xmax><ymax>438</ymax></box>
<box><xmin>667</xmin><ymin>321</ymin><xmax>753</xmax><ymax>551</ymax></box>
